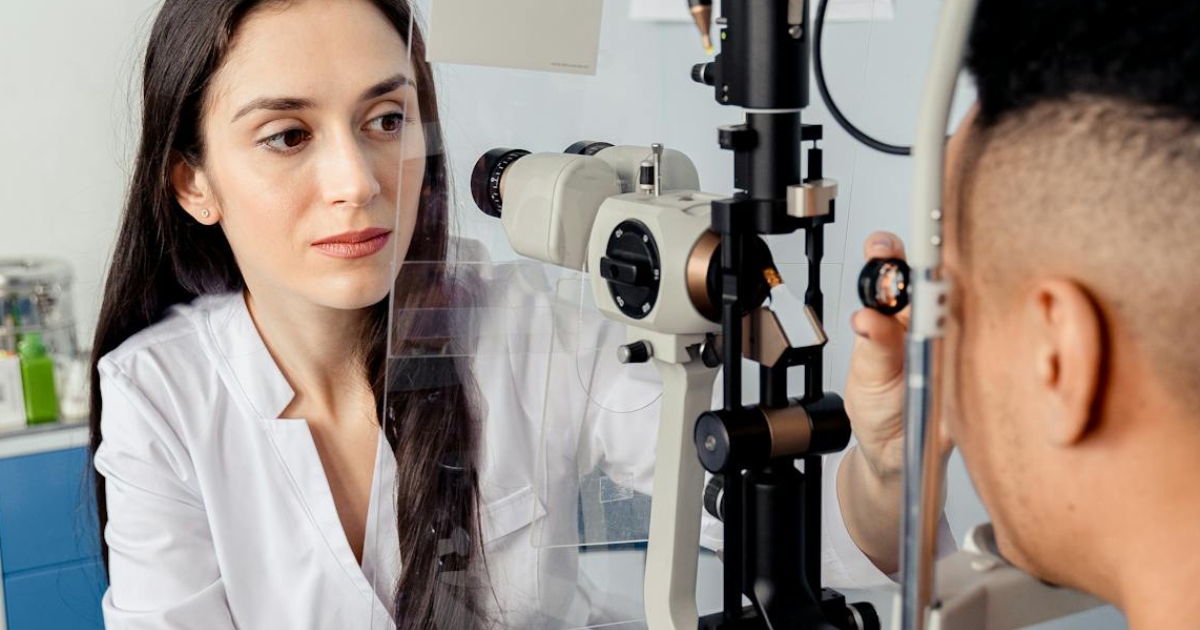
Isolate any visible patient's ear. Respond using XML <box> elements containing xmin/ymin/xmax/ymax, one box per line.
<box><xmin>1022</xmin><ymin>279</ymin><xmax>1104</xmax><ymax>446</ymax></box>
<box><xmin>169</xmin><ymin>151</ymin><xmax>220</xmax><ymax>225</ymax></box>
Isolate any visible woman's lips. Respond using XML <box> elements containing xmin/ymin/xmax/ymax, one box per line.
<box><xmin>312</xmin><ymin>229</ymin><xmax>392</xmax><ymax>259</ymax></box>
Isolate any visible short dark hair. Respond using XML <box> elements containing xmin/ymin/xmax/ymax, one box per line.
<box><xmin>956</xmin><ymin>0</ymin><xmax>1200</xmax><ymax>415</ymax></box>
<box><xmin>966</xmin><ymin>0</ymin><xmax>1200</xmax><ymax>128</ymax></box>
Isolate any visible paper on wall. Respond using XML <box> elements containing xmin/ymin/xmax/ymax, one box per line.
<box><xmin>428</xmin><ymin>0</ymin><xmax>604</xmax><ymax>75</ymax></box>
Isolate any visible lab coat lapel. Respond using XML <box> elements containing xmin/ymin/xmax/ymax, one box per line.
<box><xmin>266</xmin><ymin>420</ymin><xmax>381</xmax><ymax>603</ymax></box>
<box><xmin>203</xmin><ymin>291</ymin><xmax>294</xmax><ymax>420</ymax></box>
<box><xmin>205</xmin><ymin>293</ymin><xmax>392</xmax><ymax>616</ymax></box>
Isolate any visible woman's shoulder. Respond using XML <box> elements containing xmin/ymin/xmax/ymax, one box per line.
<box><xmin>92</xmin><ymin>295</ymin><xmax>250</xmax><ymax>494</ymax></box>
<box><xmin>98</xmin><ymin>292</ymin><xmax>241</xmax><ymax>378</ymax></box>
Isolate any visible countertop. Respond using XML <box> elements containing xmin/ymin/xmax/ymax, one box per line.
<box><xmin>0</xmin><ymin>421</ymin><xmax>89</xmax><ymax>458</ymax></box>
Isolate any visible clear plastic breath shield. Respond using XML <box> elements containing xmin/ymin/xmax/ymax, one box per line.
<box><xmin>365</xmin><ymin>1</ymin><xmax>894</xmax><ymax>628</ymax></box>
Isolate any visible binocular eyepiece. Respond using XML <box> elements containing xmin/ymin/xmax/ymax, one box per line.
<box><xmin>470</xmin><ymin>148</ymin><xmax>529</xmax><ymax>219</ymax></box>
<box><xmin>469</xmin><ymin>141</ymin><xmax>616</xmax><ymax>218</ymax></box>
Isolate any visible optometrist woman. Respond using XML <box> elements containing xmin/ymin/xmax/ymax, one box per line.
<box><xmin>89</xmin><ymin>0</ymin><xmax>938</xmax><ymax>628</ymax></box>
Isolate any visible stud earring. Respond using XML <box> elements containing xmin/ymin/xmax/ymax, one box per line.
<box><xmin>201</xmin><ymin>209</ymin><xmax>211</xmax><ymax>219</ymax></box>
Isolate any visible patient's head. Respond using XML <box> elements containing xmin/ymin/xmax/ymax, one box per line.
<box><xmin>942</xmin><ymin>0</ymin><xmax>1200</xmax><ymax>605</ymax></box>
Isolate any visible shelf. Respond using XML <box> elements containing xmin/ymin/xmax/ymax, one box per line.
<box><xmin>0</xmin><ymin>422</ymin><xmax>88</xmax><ymax>459</ymax></box>
<box><xmin>0</xmin><ymin>323</ymin><xmax>73</xmax><ymax>336</ymax></box>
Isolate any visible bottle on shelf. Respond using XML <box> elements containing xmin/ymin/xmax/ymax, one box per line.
<box><xmin>18</xmin><ymin>333</ymin><xmax>58</xmax><ymax>425</ymax></box>
<box><xmin>0</xmin><ymin>350</ymin><xmax>24</xmax><ymax>430</ymax></box>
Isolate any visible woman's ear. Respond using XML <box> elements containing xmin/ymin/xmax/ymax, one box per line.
<box><xmin>169</xmin><ymin>151</ymin><xmax>220</xmax><ymax>225</ymax></box>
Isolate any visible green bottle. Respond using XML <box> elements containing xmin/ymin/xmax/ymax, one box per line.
<box><xmin>18</xmin><ymin>334</ymin><xmax>58</xmax><ymax>425</ymax></box>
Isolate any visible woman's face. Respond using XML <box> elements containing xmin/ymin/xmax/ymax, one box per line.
<box><xmin>175</xmin><ymin>0</ymin><xmax>426</xmax><ymax>311</ymax></box>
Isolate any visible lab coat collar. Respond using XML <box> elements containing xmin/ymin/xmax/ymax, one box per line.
<box><xmin>200</xmin><ymin>291</ymin><xmax>296</xmax><ymax>420</ymax></box>
<box><xmin>191</xmin><ymin>293</ymin><xmax>394</xmax><ymax>615</ymax></box>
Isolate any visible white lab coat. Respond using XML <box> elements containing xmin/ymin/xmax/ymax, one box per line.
<box><xmin>93</xmin><ymin>263</ymin><xmax>903</xmax><ymax>630</ymax></box>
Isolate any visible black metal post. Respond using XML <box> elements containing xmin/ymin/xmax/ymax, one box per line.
<box><xmin>693</xmin><ymin>0</ymin><xmax>875</xmax><ymax>628</ymax></box>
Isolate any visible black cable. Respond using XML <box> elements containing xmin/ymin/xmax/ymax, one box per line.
<box><xmin>814</xmin><ymin>0</ymin><xmax>912</xmax><ymax>156</ymax></box>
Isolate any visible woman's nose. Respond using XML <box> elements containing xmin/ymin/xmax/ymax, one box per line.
<box><xmin>321</xmin><ymin>133</ymin><xmax>381</xmax><ymax>208</ymax></box>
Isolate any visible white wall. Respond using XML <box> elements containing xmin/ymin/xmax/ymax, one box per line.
<box><xmin>0</xmin><ymin>0</ymin><xmax>1126</xmax><ymax>628</ymax></box>
<box><xmin>0</xmin><ymin>0</ymin><xmax>161</xmax><ymax>345</ymax></box>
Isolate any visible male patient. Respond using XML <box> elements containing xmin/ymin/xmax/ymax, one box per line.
<box><xmin>845</xmin><ymin>1</ymin><xmax>1200</xmax><ymax>628</ymax></box>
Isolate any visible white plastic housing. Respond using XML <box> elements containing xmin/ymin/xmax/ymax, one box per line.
<box><xmin>586</xmin><ymin>191</ymin><xmax>722</xmax><ymax>337</ymax></box>
<box><xmin>590</xmin><ymin>146</ymin><xmax>702</xmax><ymax>193</ymax></box>
<box><xmin>499</xmin><ymin>153</ymin><xmax>622</xmax><ymax>271</ymax></box>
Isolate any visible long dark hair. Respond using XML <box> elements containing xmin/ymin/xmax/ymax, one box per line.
<box><xmin>88</xmin><ymin>0</ymin><xmax>489</xmax><ymax>627</ymax></box>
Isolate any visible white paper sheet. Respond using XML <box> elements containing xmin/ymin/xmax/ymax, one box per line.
<box><xmin>428</xmin><ymin>0</ymin><xmax>604</xmax><ymax>75</ymax></box>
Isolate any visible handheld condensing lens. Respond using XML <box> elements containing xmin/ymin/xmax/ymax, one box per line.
<box><xmin>858</xmin><ymin>257</ymin><xmax>911</xmax><ymax>316</ymax></box>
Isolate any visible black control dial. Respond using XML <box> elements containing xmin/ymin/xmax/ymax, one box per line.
<box><xmin>564</xmin><ymin>140</ymin><xmax>613</xmax><ymax>156</ymax></box>
<box><xmin>703</xmin><ymin>475</ymin><xmax>725</xmax><ymax>522</ymax></box>
<box><xmin>599</xmin><ymin>220</ymin><xmax>661</xmax><ymax>320</ymax></box>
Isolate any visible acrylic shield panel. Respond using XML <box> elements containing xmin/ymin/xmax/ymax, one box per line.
<box><xmin>367</xmin><ymin>1</ymin><xmax>867</xmax><ymax>628</ymax></box>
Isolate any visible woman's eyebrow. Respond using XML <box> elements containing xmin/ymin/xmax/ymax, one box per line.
<box><xmin>229</xmin><ymin>74</ymin><xmax>412</xmax><ymax>123</ymax></box>
<box><xmin>360</xmin><ymin>73</ymin><xmax>413</xmax><ymax>102</ymax></box>
<box><xmin>231</xmin><ymin>97</ymin><xmax>316</xmax><ymax>123</ymax></box>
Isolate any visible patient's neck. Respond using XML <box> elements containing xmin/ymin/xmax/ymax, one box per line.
<box><xmin>1103</xmin><ymin>423</ymin><xmax>1200</xmax><ymax>630</ymax></box>
<box><xmin>1117</xmin><ymin>509</ymin><xmax>1200</xmax><ymax>629</ymax></box>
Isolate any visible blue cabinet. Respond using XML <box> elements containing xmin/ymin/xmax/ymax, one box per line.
<box><xmin>0</xmin><ymin>445</ymin><xmax>107</xmax><ymax>629</ymax></box>
<box><xmin>0</xmin><ymin>448</ymin><xmax>102</xmax><ymax>572</ymax></box>
<box><xmin>4</xmin><ymin>560</ymin><xmax>105</xmax><ymax>630</ymax></box>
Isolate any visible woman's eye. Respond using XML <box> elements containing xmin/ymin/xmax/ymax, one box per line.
<box><xmin>367</xmin><ymin>112</ymin><xmax>406</xmax><ymax>134</ymax></box>
<box><xmin>260</xmin><ymin>128</ymin><xmax>311</xmax><ymax>152</ymax></box>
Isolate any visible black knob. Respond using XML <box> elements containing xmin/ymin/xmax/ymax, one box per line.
<box><xmin>470</xmin><ymin>148</ymin><xmax>530</xmax><ymax>218</ymax></box>
<box><xmin>600</xmin><ymin>257</ymin><xmax>649</xmax><ymax>287</ymax></box>
<box><xmin>700</xmin><ymin>333</ymin><xmax>722</xmax><ymax>368</ymax></box>
<box><xmin>718</xmin><ymin>124</ymin><xmax>756</xmax><ymax>151</ymax></box>
<box><xmin>695</xmin><ymin>409</ymin><xmax>770</xmax><ymax>473</ymax></box>
<box><xmin>695</xmin><ymin>396</ymin><xmax>848</xmax><ymax>473</ymax></box>
<box><xmin>703</xmin><ymin>475</ymin><xmax>725</xmax><ymax>522</ymax></box>
<box><xmin>695</xmin><ymin>411</ymin><xmax>732</xmax><ymax>473</ymax></box>
<box><xmin>692</xmin><ymin>62</ymin><xmax>715</xmax><ymax>86</ymax></box>
<box><xmin>603</xmin><ymin>221</ymin><xmax>661</xmax><ymax>320</ymax></box>
<box><xmin>638</xmin><ymin>162</ymin><xmax>655</xmax><ymax>188</ymax></box>
<box><xmin>564</xmin><ymin>140</ymin><xmax>613</xmax><ymax>156</ymax></box>
<box><xmin>846</xmin><ymin>601</ymin><xmax>881</xmax><ymax>630</ymax></box>
<box><xmin>617</xmin><ymin>341</ymin><xmax>652</xmax><ymax>364</ymax></box>
<box><xmin>803</xmin><ymin>393</ymin><xmax>853</xmax><ymax>456</ymax></box>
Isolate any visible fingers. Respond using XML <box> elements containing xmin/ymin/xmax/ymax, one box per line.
<box><xmin>849</xmin><ymin>308</ymin><xmax>907</xmax><ymax>383</ymax></box>
<box><xmin>851</xmin><ymin>307</ymin><xmax>905</xmax><ymax>346</ymax></box>
<box><xmin>862</xmin><ymin>231</ymin><xmax>906</xmax><ymax>263</ymax></box>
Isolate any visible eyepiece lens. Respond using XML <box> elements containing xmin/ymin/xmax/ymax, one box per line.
<box><xmin>858</xmin><ymin>257</ymin><xmax>911</xmax><ymax>315</ymax></box>
<box><xmin>470</xmin><ymin>148</ymin><xmax>530</xmax><ymax>218</ymax></box>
